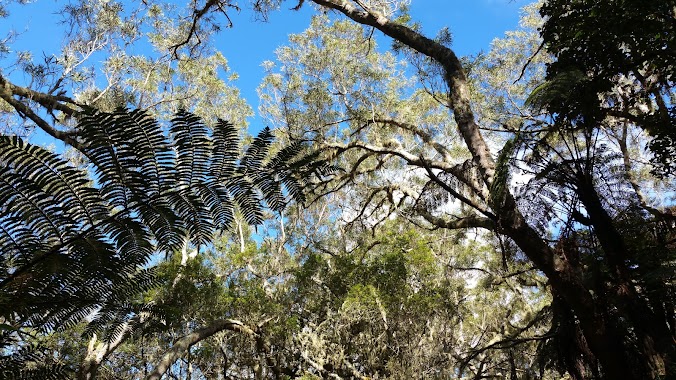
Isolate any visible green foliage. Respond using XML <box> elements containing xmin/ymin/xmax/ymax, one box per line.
<box><xmin>541</xmin><ymin>0</ymin><xmax>675</xmax><ymax>91</ymax></box>
<box><xmin>150</xmin><ymin>255</ymin><xmax>226</xmax><ymax>324</ymax></box>
<box><xmin>539</xmin><ymin>0</ymin><xmax>676</xmax><ymax>175</ymax></box>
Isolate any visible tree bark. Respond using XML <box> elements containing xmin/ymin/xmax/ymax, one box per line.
<box><xmin>575</xmin><ymin>175</ymin><xmax>674</xmax><ymax>377</ymax></box>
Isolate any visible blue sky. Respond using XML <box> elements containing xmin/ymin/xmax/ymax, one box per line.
<box><xmin>2</xmin><ymin>0</ymin><xmax>532</xmax><ymax>132</ymax></box>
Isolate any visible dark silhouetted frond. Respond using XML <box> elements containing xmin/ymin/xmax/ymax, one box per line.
<box><xmin>0</xmin><ymin>109</ymin><xmax>325</xmax><ymax>375</ymax></box>
<box><xmin>171</xmin><ymin>109</ymin><xmax>211</xmax><ymax>187</ymax></box>
<box><xmin>210</xmin><ymin>119</ymin><xmax>239</xmax><ymax>181</ymax></box>
<box><xmin>0</xmin><ymin>343</ymin><xmax>72</xmax><ymax>379</ymax></box>
<box><xmin>241</xmin><ymin>126</ymin><xmax>273</xmax><ymax>171</ymax></box>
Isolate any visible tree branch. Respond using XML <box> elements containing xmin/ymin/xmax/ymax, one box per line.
<box><xmin>147</xmin><ymin>319</ymin><xmax>257</xmax><ymax>380</ymax></box>
<box><xmin>372</xmin><ymin>117</ymin><xmax>454</xmax><ymax>162</ymax></box>
<box><xmin>78</xmin><ymin>316</ymin><xmax>142</xmax><ymax>380</ymax></box>
<box><xmin>420</xmin><ymin>161</ymin><xmax>496</xmax><ymax>220</ymax></box>
<box><xmin>0</xmin><ymin>75</ymin><xmax>84</xmax><ymax>149</ymax></box>
<box><xmin>310</xmin><ymin>0</ymin><xmax>497</xmax><ymax>187</ymax></box>
<box><xmin>417</xmin><ymin>208</ymin><xmax>495</xmax><ymax>231</ymax></box>
<box><xmin>323</xmin><ymin>140</ymin><xmax>488</xmax><ymax>205</ymax></box>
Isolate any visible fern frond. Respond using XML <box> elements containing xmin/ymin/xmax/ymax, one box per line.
<box><xmin>194</xmin><ymin>182</ymin><xmax>234</xmax><ymax>230</ymax></box>
<box><xmin>210</xmin><ymin>119</ymin><xmax>239</xmax><ymax>181</ymax></box>
<box><xmin>1</xmin><ymin>109</ymin><xmax>325</xmax><ymax>375</ymax></box>
<box><xmin>112</xmin><ymin>108</ymin><xmax>174</xmax><ymax>195</ymax></box>
<box><xmin>100</xmin><ymin>217</ymin><xmax>153</xmax><ymax>266</ymax></box>
<box><xmin>166</xmin><ymin>189</ymin><xmax>214</xmax><ymax>245</ymax></box>
<box><xmin>0</xmin><ymin>343</ymin><xmax>72</xmax><ymax>380</ymax></box>
<box><xmin>258</xmin><ymin>141</ymin><xmax>304</xmax><ymax>212</ymax></box>
<box><xmin>130</xmin><ymin>197</ymin><xmax>183</xmax><ymax>251</ymax></box>
<box><xmin>0</xmin><ymin>169</ymin><xmax>67</xmax><ymax>247</ymax></box>
<box><xmin>241</xmin><ymin>127</ymin><xmax>273</xmax><ymax>171</ymax></box>
<box><xmin>226</xmin><ymin>175</ymin><xmax>264</xmax><ymax>225</ymax></box>
<box><xmin>526</xmin><ymin>70</ymin><xmax>587</xmax><ymax>113</ymax></box>
<box><xmin>171</xmin><ymin>110</ymin><xmax>211</xmax><ymax>187</ymax></box>
<box><xmin>79</xmin><ymin>112</ymin><xmax>139</xmax><ymax>208</ymax></box>
<box><xmin>0</xmin><ymin>136</ymin><xmax>107</xmax><ymax>229</ymax></box>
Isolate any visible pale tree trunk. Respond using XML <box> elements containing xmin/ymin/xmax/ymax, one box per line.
<box><xmin>181</xmin><ymin>238</ymin><xmax>198</xmax><ymax>266</ymax></box>
<box><xmin>78</xmin><ymin>311</ymin><xmax>152</xmax><ymax>380</ymax></box>
<box><xmin>78</xmin><ymin>325</ymin><xmax>133</xmax><ymax>380</ymax></box>
<box><xmin>305</xmin><ymin>1</ymin><xmax>672</xmax><ymax>378</ymax></box>
<box><xmin>278</xmin><ymin>210</ymin><xmax>286</xmax><ymax>255</ymax></box>
<box><xmin>236</xmin><ymin>216</ymin><xmax>246</xmax><ymax>254</ymax></box>
<box><xmin>146</xmin><ymin>319</ymin><xmax>257</xmax><ymax>380</ymax></box>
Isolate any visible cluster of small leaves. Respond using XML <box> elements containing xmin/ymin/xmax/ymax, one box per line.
<box><xmin>540</xmin><ymin>0</ymin><xmax>675</xmax><ymax>91</ymax></box>
<box><xmin>0</xmin><ymin>108</ymin><xmax>327</xmax><ymax>377</ymax></box>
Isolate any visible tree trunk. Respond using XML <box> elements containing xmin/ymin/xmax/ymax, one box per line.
<box><xmin>499</xmin><ymin>196</ymin><xmax>636</xmax><ymax>380</ymax></box>
<box><xmin>575</xmin><ymin>176</ymin><xmax>674</xmax><ymax>378</ymax></box>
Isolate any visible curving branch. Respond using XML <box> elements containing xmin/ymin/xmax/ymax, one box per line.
<box><xmin>372</xmin><ymin>117</ymin><xmax>454</xmax><ymax>162</ymax></box>
<box><xmin>324</xmin><ymin>140</ymin><xmax>463</xmax><ymax>177</ymax></box>
<box><xmin>420</xmin><ymin>162</ymin><xmax>495</xmax><ymax>220</ymax></box>
<box><xmin>170</xmin><ymin>0</ymin><xmax>240</xmax><ymax>57</ymax></box>
<box><xmin>322</xmin><ymin>140</ymin><xmax>488</xmax><ymax>203</ymax></box>
<box><xmin>457</xmin><ymin>306</ymin><xmax>552</xmax><ymax>372</ymax></box>
<box><xmin>0</xmin><ymin>75</ymin><xmax>80</xmax><ymax>116</ymax></box>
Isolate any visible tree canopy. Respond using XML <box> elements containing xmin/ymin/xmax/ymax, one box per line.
<box><xmin>0</xmin><ymin>1</ymin><xmax>674</xmax><ymax>379</ymax></box>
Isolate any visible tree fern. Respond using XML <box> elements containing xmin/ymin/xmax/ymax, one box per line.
<box><xmin>0</xmin><ymin>108</ymin><xmax>326</xmax><ymax>378</ymax></box>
